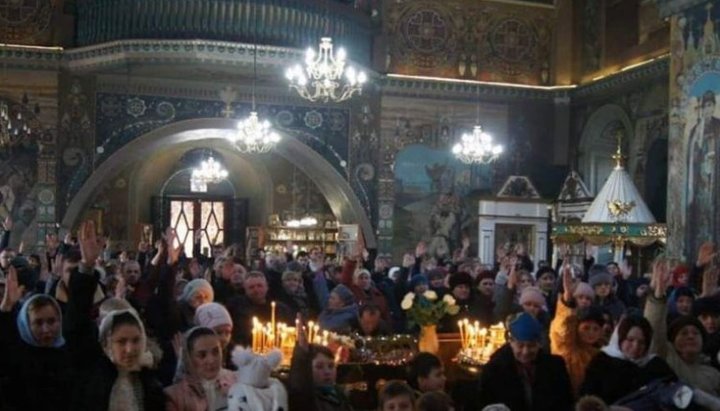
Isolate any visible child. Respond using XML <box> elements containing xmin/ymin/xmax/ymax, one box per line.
<box><xmin>378</xmin><ymin>380</ymin><xmax>415</xmax><ymax>411</ymax></box>
<box><xmin>406</xmin><ymin>353</ymin><xmax>446</xmax><ymax>396</ymax></box>
<box><xmin>417</xmin><ymin>391</ymin><xmax>454</xmax><ymax>411</ymax></box>
<box><xmin>289</xmin><ymin>316</ymin><xmax>352</xmax><ymax>411</ymax></box>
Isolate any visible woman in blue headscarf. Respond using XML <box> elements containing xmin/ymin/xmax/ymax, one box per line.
<box><xmin>0</xmin><ymin>268</ymin><xmax>75</xmax><ymax>411</ymax></box>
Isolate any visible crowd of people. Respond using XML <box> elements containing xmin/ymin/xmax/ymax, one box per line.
<box><xmin>0</xmin><ymin>215</ymin><xmax>720</xmax><ymax>411</ymax></box>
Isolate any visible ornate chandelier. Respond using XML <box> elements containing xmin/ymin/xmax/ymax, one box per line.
<box><xmin>286</xmin><ymin>37</ymin><xmax>367</xmax><ymax>103</ymax></box>
<box><xmin>191</xmin><ymin>156</ymin><xmax>229</xmax><ymax>185</ymax></box>
<box><xmin>0</xmin><ymin>98</ymin><xmax>32</xmax><ymax>148</ymax></box>
<box><xmin>234</xmin><ymin>112</ymin><xmax>281</xmax><ymax>153</ymax></box>
<box><xmin>231</xmin><ymin>3</ymin><xmax>280</xmax><ymax>154</ymax></box>
<box><xmin>452</xmin><ymin>125</ymin><xmax>503</xmax><ymax>164</ymax></box>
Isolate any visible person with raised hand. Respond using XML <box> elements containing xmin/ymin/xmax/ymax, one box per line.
<box><xmin>0</xmin><ymin>265</ymin><xmax>75</xmax><ymax>411</ymax></box>
<box><xmin>644</xmin><ymin>256</ymin><xmax>720</xmax><ymax>397</ymax></box>
<box><xmin>289</xmin><ymin>314</ymin><xmax>354</xmax><ymax>411</ymax></box>
<box><xmin>550</xmin><ymin>263</ymin><xmax>606</xmax><ymax>396</ymax></box>
<box><xmin>580</xmin><ymin>261</ymin><xmax>676</xmax><ymax>405</ymax></box>
<box><xmin>66</xmin><ymin>220</ymin><xmax>164</xmax><ymax>411</ymax></box>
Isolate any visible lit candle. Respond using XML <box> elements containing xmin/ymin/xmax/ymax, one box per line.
<box><xmin>271</xmin><ymin>301</ymin><xmax>276</xmax><ymax>346</ymax></box>
<box><xmin>308</xmin><ymin>321</ymin><xmax>315</xmax><ymax>344</ymax></box>
<box><xmin>463</xmin><ymin>319</ymin><xmax>470</xmax><ymax>348</ymax></box>
<box><xmin>252</xmin><ymin>317</ymin><xmax>259</xmax><ymax>352</ymax></box>
<box><xmin>458</xmin><ymin>321</ymin><xmax>465</xmax><ymax>349</ymax></box>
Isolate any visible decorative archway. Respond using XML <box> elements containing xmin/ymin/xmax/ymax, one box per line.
<box><xmin>62</xmin><ymin>118</ymin><xmax>377</xmax><ymax>248</ymax></box>
<box><xmin>578</xmin><ymin>104</ymin><xmax>634</xmax><ymax>194</ymax></box>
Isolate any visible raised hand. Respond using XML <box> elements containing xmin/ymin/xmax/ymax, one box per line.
<box><xmin>507</xmin><ymin>258</ymin><xmax>519</xmax><ymax>290</ymax></box>
<box><xmin>415</xmin><ymin>241</ymin><xmax>427</xmax><ymax>258</ymax></box>
<box><xmin>0</xmin><ymin>266</ymin><xmax>25</xmax><ymax>312</ymax></box>
<box><xmin>166</xmin><ymin>227</ymin><xmax>182</xmax><ymax>265</ymax></box>
<box><xmin>137</xmin><ymin>240</ymin><xmax>149</xmax><ymax>253</ymax></box>
<box><xmin>462</xmin><ymin>236</ymin><xmax>470</xmax><ymax>250</ymax></box>
<box><xmin>697</xmin><ymin>242</ymin><xmax>717</xmax><ymax>267</ymax></box>
<box><xmin>353</xmin><ymin>229</ymin><xmax>366</xmax><ymax>260</ymax></box>
<box><xmin>652</xmin><ymin>257</ymin><xmax>670</xmax><ymax>298</ymax></box>
<box><xmin>402</xmin><ymin>253</ymin><xmax>415</xmax><ymax>268</ymax></box>
<box><xmin>702</xmin><ymin>267</ymin><xmax>719</xmax><ymax>297</ymax></box>
<box><xmin>496</xmin><ymin>244</ymin><xmax>507</xmax><ymax>260</ymax></box>
<box><xmin>2</xmin><ymin>215</ymin><xmax>12</xmax><ymax>232</ymax></box>
<box><xmin>620</xmin><ymin>259</ymin><xmax>632</xmax><ymax>280</ymax></box>
<box><xmin>78</xmin><ymin>220</ymin><xmax>101</xmax><ymax>266</ymax></box>
<box><xmin>115</xmin><ymin>275</ymin><xmax>127</xmax><ymax>299</ymax></box>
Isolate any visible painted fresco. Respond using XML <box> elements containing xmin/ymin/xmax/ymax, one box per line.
<box><xmin>392</xmin><ymin>144</ymin><xmax>493</xmax><ymax>259</ymax></box>
<box><xmin>384</xmin><ymin>0</ymin><xmax>554</xmax><ymax>85</ymax></box>
<box><xmin>668</xmin><ymin>1</ymin><xmax>720</xmax><ymax>257</ymax></box>
<box><xmin>0</xmin><ymin>146</ymin><xmax>38</xmax><ymax>242</ymax></box>
<box><xmin>0</xmin><ymin>98</ymin><xmax>43</xmax><ymax>249</ymax></box>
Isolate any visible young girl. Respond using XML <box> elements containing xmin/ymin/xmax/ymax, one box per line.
<box><xmin>378</xmin><ymin>380</ymin><xmax>415</xmax><ymax>411</ymax></box>
<box><xmin>289</xmin><ymin>316</ymin><xmax>353</xmax><ymax>411</ymax></box>
<box><xmin>68</xmin><ymin>220</ymin><xmax>165</xmax><ymax>411</ymax></box>
<box><xmin>165</xmin><ymin>327</ymin><xmax>236</xmax><ymax>411</ymax></box>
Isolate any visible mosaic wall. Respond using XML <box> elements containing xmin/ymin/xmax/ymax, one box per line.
<box><xmin>668</xmin><ymin>1</ymin><xmax>720</xmax><ymax>258</ymax></box>
<box><xmin>0</xmin><ymin>70</ymin><xmax>59</xmax><ymax>252</ymax></box>
<box><xmin>375</xmin><ymin>93</ymin><xmax>563</xmax><ymax>259</ymax></box>
<box><xmin>54</xmin><ymin>86</ymin><xmax>381</xmax><ymax>242</ymax></box>
<box><xmin>383</xmin><ymin>0</ymin><xmax>555</xmax><ymax>85</ymax></box>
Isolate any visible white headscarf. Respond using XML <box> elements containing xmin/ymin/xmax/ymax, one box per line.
<box><xmin>98</xmin><ymin>308</ymin><xmax>151</xmax><ymax>371</ymax></box>
<box><xmin>601</xmin><ymin>321</ymin><xmax>656</xmax><ymax>367</ymax></box>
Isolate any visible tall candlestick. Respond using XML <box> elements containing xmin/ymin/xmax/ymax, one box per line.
<box><xmin>271</xmin><ymin>301</ymin><xmax>276</xmax><ymax>347</ymax></box>
<box><xmin>458</xmin><ymin>321</ymin><xmax>465</xmax><ymax>349</ymax></box>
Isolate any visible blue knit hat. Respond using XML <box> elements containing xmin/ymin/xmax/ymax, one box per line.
<box><xmin>508</xmin><ymin>312</ymin><xmax>542</xmax><ymax>342</ymax></box>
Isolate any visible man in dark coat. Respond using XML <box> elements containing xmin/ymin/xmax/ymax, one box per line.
<box><xmin>476</xmin><ymin>312</ymin><xmax>574</xmax><ymax>411</ymax></box>
<box><xmin>226</xmin><ymin>271</ymin><xmax>293</xmax><ymax>346</ymax></box>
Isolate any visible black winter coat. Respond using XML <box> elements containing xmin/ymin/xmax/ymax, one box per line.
<box><xmin>66</xmin><ymin>268</ymin><xmax>165</xmax><ymax>411</ymax></box>
<box><xmin>0</xmin><ymin>311</ymin><xmax>75</xmax><ymax>411</ymax></box>
<box><xmin>580</xmin><ymin>351</ymin><xmax>676</xmax><ymax>405</ymax></box>
<box><xmin>477</xmin><ymin>344</ymin><xmax>574</xmax><ymax>411</ymax></box>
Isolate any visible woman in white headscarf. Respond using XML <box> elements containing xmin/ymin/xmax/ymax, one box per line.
<box><xmin>65</xmin><ymin>220</ymin><xmax>165</xmax><ymax>411</ymax></box>
<box><xmin>580</xmin><ymin>314</ymin><xmax>676</xmax><ymax>405</ymax></box>
<box><xmin>165</xmin><ymin>326</ymin><xmax>236</xmax><ymax>411</ymax></box>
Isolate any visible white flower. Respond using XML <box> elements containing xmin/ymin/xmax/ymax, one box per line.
<box><xmin>401</xmin><ymin>292</ymin><xmax>415</xmax><ymax>310</ymax></box>
<box><xmin>423</xmin><ymin>290</ymin><xmax>438</xmax><ymax>301</ymax></box>
<box><xmin>442</xmin><ymin>294</ymin><xmax>456</xmax><ymax>306</ymax></box>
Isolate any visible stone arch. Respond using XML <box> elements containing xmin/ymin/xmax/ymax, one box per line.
<box><xmin>578</xmin><ymin>104</ymin><xmax>634</xmax><ymax>194</ymax></box>
<box><xmin>62</xmin><ymin>118</ymin><xmax>377</xmax><ymax>248</ymax></box>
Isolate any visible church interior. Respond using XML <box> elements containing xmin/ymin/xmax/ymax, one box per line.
<box><xmin>2</xmin><ymin>1</ymin><xmax>720</xmax><ymax>410</ymax></box>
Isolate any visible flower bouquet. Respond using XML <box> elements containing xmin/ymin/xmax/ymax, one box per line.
<box><xmin>401</xmin><ymin>290</ymin><xmax>460</xmax><ymax>353</ymax></box>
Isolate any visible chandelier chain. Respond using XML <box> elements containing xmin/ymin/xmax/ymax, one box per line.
<box><xmin>231</xmin><ymin>1</ymin><xmax>281</xmax><ymax>154</ymax></box>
